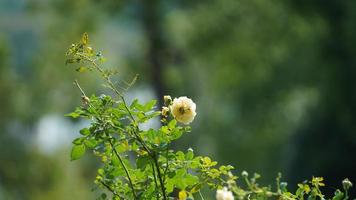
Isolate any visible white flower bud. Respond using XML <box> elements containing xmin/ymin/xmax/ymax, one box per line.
<box><xmin>216</xmin><ymin>187</ymin><xmax>234</xmax><ymax>200</ymax></box>
<box><xmin>241</xmin><ymin>171</ymin><xmax>248</xmax><ymax>177</ymax></box>
<box><xmin>163</xmin><ymin>95</ymin><xmax>172</xmax><ymax>105</ymax></box>
<box><xmin>343</xmin><ymin>178</ymin><xmax>353</xmax><ymax>190</ymax></box>
<box><xmin>81</xmin><ymin>95</ymin><xmax>90</xmax><ymax>105</ymax></box>
<box><xmin>170</xmin><ymin>96</ymin><xmax>197</xmax><ymax>124</ymax></box>
<box><xmin>161</xmin><ymin>106</ymin><xmax>170</xmax><ymax>117</ymax></box>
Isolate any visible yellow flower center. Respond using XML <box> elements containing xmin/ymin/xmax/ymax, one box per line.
<box><xmin>179</xmin><ymin>106</ymin><xmax>185</xmax><ymax>114</ymax></box>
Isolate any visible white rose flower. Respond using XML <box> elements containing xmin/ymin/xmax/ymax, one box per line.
<box><xmin>216</xmin><ymin>187</ymin><xmax>234</xmax><ymax>200</ymax></box>
<box><xmin>170</xmin><ymin>96</ymin><xmax>197</xmax><ymax>124</ymax></box>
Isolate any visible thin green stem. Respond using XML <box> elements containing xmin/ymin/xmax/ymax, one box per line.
<box><xmin>74</xmin><ymin>79</ymin><xmax>87</xmax><ymax>96</ymax></box>
<box><xmin>151</xmin><ymin>162</ymin><xmax>160</xmax><ymax>200</ymax></box>
<box><xmin>345</xmin><ymin>190</ymin><xmax>349</xmax><ymax>200</ymax></box>
<box><xmin>199</xmin><ymin>190</ymin><xmax>205</xmax><ymax>200</ymax></box>
<box><xmin>100</xmin><ymin>180</ymin><xmax>121</xmax><ymax>199</ymax></box>
<box><xmin>153</xmin><ymin>153</ymin><xmax>167</xmax><ymax>200</ymax></box>
<box><xmin>108</xmin><ymin>138</ymin><xmax>138</xmax><ymax>200</ymax></box>
<box><xmin>80</xmin><ymin>55</ymin><xmax>136</xmax><ymax>123</ymax></box>
<box><xmin>84</xmin><ymin>55</ymin><xmax>153</xmax><ymax>155</ymax></box>
<box><xmin>162</xmin><ymin>147</ymin><xmax>169</xmax><ymax>183</ymax></box>
<box><xmin>244</xmin><ymin>177</ymin><xmax>254</xmax><ymax>191</ymax></box>
<box><xmin>81</xmin><ymin>55</ymin><xmax>167</xmax><ymax>200</ymax></box>
<box><xmin>131</xmin><ymin>128</ymin><xmax>152</xmax><ymax>155</ymax></box>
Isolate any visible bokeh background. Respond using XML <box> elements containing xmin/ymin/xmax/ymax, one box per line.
<box><xmin>1</xmin><ymin>0</ymin><xmax>356</xmax><ymax>199</ymax></box>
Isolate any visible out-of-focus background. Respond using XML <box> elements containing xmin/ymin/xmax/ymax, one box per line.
<box><xmin>1</xmin><ymin>0</ymin><xmax>356</xmax><ymax>199</ymax></box>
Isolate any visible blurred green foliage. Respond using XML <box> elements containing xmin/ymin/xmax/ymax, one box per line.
<box><xmin>0</xmin><ymin>0</ymin><xmax>355</xmax><ymax>199</ymax></box>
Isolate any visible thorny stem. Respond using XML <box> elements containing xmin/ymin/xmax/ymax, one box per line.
<box><xmin>151</xmin><ymin>162</ymin><xmax>160</xmax><ymax>199</ymax></box>
<box><xmin>80</xmin><ymin>55</ymin><xmax>137</xmax><ymax>122</ymax></box>
<box><xmin>153</xmin><ymin>152</ymin><xmax>167</xmax><ymax>200</ymax></box>
<box><xmin>74</xmin><ymin>80</ymin><xmax>101</xmax><ymax>119</ymax></box>
<box><xmin>131</xmin><ymin>128</ymin><xmax>152</xmax><ymax>155</ymax></box>
<box><xmin>82</xmin><ymin>55</ymin><xmax>152</xmax><ymax>155</ymax></box>
<box><xmin>74</xmin><ymin>80</ymin><xmax>137</xmax><ymax>199</ymax></box>
<box><xmin>108</xmin><ymin>138</ymin><xmax>138</xmax><ymax>200</ymax></box>
<box><xmin>100</xmin><ymin>180</ymin><xmax>121</xmax><ymax>199</ymax></box>
<box><xmin>82</xmin><ymin>55</ymin><xmax>167</xmax><ymax>200</ymax></box>
<box><xmin>75</xmin><ymin>81</ymin><xmax>137</xmax><ymax>199</ymax></box>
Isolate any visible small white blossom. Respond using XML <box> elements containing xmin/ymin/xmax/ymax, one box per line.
<box><xmin>161</xmin><ymin>106</ymin><xmax>170</xmax><ymax>117</ymax></box>
<box><xmin>343</xmin><ymin>178</ymin><xmax>353</xmax><ymax>190</ymax></box>
<box><xmin>216</xmin><ymin>187</ymin><xmax>234</xmax><ymax>200</ymax></box>
<box><xmin>170</xmin><ymin>96</ymin><xmax>197</xmax><ymax>124</ymax></box>
<box><xmin>241</xmin><ymin>171</ymin><xmax>248</xmax><ymax>177</ymax></box>
<box><xmin>163</xmin><ymin>95</ymin><xmax>172</xmax><ymax>105</ymax></box>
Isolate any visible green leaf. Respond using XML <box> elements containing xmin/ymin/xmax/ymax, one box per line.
<box><xmin>184</xmin><ymin>174</ymin><xmax>199</xmax><ymax>187</ymax></box>
<box><xmin>65</xmin><ymin>107</ymin><xmax>86</xmax><ymax>118</ymax></box>
<box><xmin>136</xmin><ymin>156</ymin><xmax>150</xmax><ymax>170</ymax></box>
<box><xmin>84</xmin><ymin>138</ymin><xmax>98</xmax><ymax>148</ymax></box>
<box><xmin>190</xmin><ymin>157</ymin><xmax>201</xmax><ymax>169</ymax></box>
<box><xmin>185</xmin><ymin>149</ymin><xmax>194</xmax><ymax>160</ymax></box>
<box><xmin>110</xmin><ymin>167</ymin><xmax>125</xmax><ymax>177</ymax></box>
<box><xmin>98</xmin><ymin>168</ymin><xmax>104</xmax><ymax>175</ymax></box>
<box><xmin>71</xmin><ymin>144</ymin><xmax>86</xmax><ymax>161</ymax></box>
<box><xmin>203</xmin><ymin>157</ymin><xmax>211</xmax><ymax>165</ymax></box>
<box><xmin>171</xmin><ymin>128</ymin><xmax>183</xmax><ymax>140</ymax></box>
<box><xmin>166</xmin><ymin>180</ymin><xmax>174</xmax><ymax>193</ymax></box>
<box><xmin>176</xmin><ymin>151</ymin><xmax>185</xmax><ymax>161</ymax></box>
<box><xmin>76</xmin><ymin>66</ymin><xmax>87</xmax><ymax>72</ymax></box>
<box><xmin>174</xmin><ymin>169</ymin><xmax>187</xmax><ymax>189</ymax></box>
<box><xmin>160</xmin><ymin>126</ymin><xmax>170</xmax><ymax>134</ymax></box>
<box><xmin>168</xmin><ymin>119</ymin><xmax>177</xmax><ymax>130</ymax></box>
<box><xmin>137</xmin><ymin>112</ymin><xmax>146</xmax><ymax>122</ymax></box>
<box><xmin>116</xmin><ymin>140</ymin><xmax>130</xmax><ymax>153</ymax></box>
<box><xmin>332</xmin><ymin>190</ymin><xmax>344</xmax><ymax>200</ymax></box>
<box><xmin>146</xmin><ymin>111</ymin><xmax>161</xmax><ymax>119</ymax></box>
<box><xmin>130</xmin><ymin>99</ymin><xmax>139</xmax><ymax>109</ymax></box>
<box><xmin>72</xmin><ymin>137</ymin><xmax>84</xmax><ymax>145</ymax></box>
<box><xmin>190</xmin><ymin>183</ymin><xmax>202</xmax><ymax>193</ymax></box>
<box><xmin>80</xmin><ymin>128</ymin><xmax>91</xmax><ymax>136</ymax></box>
<box><xmin>65</xmin><ymin>112</ymin><xmax>80</xmax><ymax>118</ymax></box>
<box><xmin>143</xmin><ymin>100</ymin><xmax>156</xmax><ymax>112</ymax></box>
<box><xmin>117</xmin><ymin>102</ymin><xmax>127</xmax><ymax>111</ymax></box>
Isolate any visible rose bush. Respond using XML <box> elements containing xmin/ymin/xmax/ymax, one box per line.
<box><xmin>66</xmin><ymin>33</ymin><xmax>353</xmax><ymax>200</ymax></box>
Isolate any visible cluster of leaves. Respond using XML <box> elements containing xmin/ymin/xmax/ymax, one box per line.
<box><xmin>65</xmin><ymin>33</ymin><xmax>353</xmax><ymax>200</ymax></box>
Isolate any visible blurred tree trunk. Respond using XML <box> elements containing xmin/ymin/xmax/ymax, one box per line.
<box><xmin>141</xmin><ymin>0</ymin><xmax>166</xmax><ymax>108</ymax></box>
